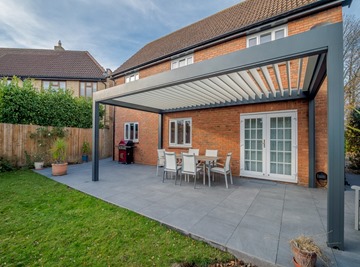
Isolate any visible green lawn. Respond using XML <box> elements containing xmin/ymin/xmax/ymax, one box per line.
<box><xmin>0</xmin><ymin>170</ymin><xmax>234</xmax><ymax>266</ymax></box>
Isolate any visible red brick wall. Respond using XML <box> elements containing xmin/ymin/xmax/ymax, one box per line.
<box><xmin>114</xmin><ymin>108</ymin><xmax>159</xmax><ymax>165</ymax></box>
<box><xmin>113</xmin><ymin>6</ymin><xmax>342</xmax><ymax>185</ymax></box>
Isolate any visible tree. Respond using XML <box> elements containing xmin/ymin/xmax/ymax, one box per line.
<box><xmin>343</xmin><ymin>15</ymin><xmax>360</xmax><ymax>117</ymax></box>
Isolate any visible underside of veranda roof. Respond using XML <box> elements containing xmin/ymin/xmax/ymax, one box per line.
<box><xmin>94</xmin><ymin>24</ymin><xmax>330</xmax><ymax>114</ymax></box>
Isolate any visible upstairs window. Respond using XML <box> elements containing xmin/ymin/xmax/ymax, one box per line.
<box><xmin>125</xmin><ymin>73</ymin><xmax>139</xmax><ymax>83</ymax></box>
<box><xmin>171</xmin><ymin>54</ymin><xmax>193</xmax><ymax>70</ymax></box>
<box><xmin>247</xmin><ymin>25</ymin><xmax>287</xmax><ymax>48</ymax></box>
<box><xmin>124</xmin><ymin>122</ymin><xmax>139</xmax><ymax>142</ymax></box>
<box><xmin>43</xmin><ymin>81</ymin><xmax>66</xmax><ymax>91</ymax></box>
<box><xmin>169</xmin><ymin>118</ymin><xmax>192</xmax><ymax>147</ymax></box>
<box><xmin>80</xmin><ymin>82</ymin><xmax>97</xmax><ymax>97</ymax></box>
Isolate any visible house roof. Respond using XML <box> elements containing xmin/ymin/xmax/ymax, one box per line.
<box><xmin>113</xmin><ymin>0</ymin><xmax>337</xmax><ymax>76</ymax></box>
<box><xmin>0</xmin><ymin>47</ymin><xmax>106</xmax><ymax>80</ymax></box>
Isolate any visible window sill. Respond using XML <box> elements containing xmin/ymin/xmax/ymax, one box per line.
<box><xmin>168</xmin><ymin>145</ymin><xmax>192</xmax><ymax>149</ymax></box>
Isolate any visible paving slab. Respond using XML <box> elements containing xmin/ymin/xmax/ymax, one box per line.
<box><xmin>35</xmin><ymin>158</ymin><xmax>360</xmax><ymax>267</ymax></box>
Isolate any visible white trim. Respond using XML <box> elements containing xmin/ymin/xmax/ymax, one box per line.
<box><xmin>169</xmin><ymin>118</ymin><xmax>192</xmax><ymax>147</ymax></box>
<box><xmin>171</xmin><ymin>54</ymin><xmax>194</xmax><ymax>70</ymax></box>
<box><xmin>240</xmin><ymin>110</ymin><xmax>298</xmax><ymax>183</ymax></box>
<box><xmin>246</xmin><ymin>25</ymin><xmax>288</xmax><ymax>48</ymax></box>
<box><xmin>124</xmin><ymin>122</ymin><xmax>139</xmax><ymax>142</ymax></box>
<box><xmin>125</xmin><ymin>72</ymin><xmax>139</xmax><ymax>83</ymax></box>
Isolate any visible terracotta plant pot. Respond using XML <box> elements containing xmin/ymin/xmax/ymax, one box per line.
<box><xmin>291</xmin><ymin>243</ymin><xmax>317</xmax><ymax>267</ymax></box>
<box><xmin>52</xmin><ymin>163</ymin><xmax>68</xmax><ymax>176</ymax></box>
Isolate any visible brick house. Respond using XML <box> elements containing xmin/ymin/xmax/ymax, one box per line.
<box><xmin>93</xmin><ymin>0</ymin><xmax>351</xmax><ymax>248</ymax></box>
<box><xmin>0</xmin><ymin>41</ymin><xmax>112</xmax><ymax>97</ymax></box>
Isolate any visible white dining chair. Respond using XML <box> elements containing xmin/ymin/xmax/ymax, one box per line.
<box><xmin>205</xmin><ymin>149</ymin><xmax>218</xmax><ymax>181</ymax></box>
<box><xmin>188</xmin><ymin>148</ymin><xmax>199</xmax><ymax>156</ymax></box>
<box><xmin>180</xmin><ymin>153</ymin><xmax>202</xmax><ymax>188</ymax></box>
<box><xmin>163</xmin><ymin>152</ymin><xmax>181</xmax><ymax>183</ymax></box>
<box><xmin>210</xmin><ymin>152</ymin><xmax>233</xmax><ymax>189</ymax></box>
<box><xmin>156</xmin><ymin>149</ymin><xmax>165</xmax><ymax>176</ymax></box>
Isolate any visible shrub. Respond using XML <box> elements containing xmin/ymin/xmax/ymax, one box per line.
<box><xmin>0</xmin><ymin>77</ymin><xmax>104</xmax><ymax>128</ymax></box>
<box><xmin>0</xmin><ymin>156</ymin><xmax>15</xmax><ymax>172</ymax></box>
<box><xmin>346</xmin><ymin>107</ymin><xmax>360</xmax><ymax>172</ymax></box>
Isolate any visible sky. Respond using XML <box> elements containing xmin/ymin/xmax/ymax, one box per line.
<box><xmin>0</xmin><ymin>0</ymin><xmax>359</xmax><ymax>72</ymax></box>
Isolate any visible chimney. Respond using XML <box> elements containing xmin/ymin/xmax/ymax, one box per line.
<box><xmin>54</xmin><ymin>40</ymin><xmax>65</xmax><ymax>51</ymax></box>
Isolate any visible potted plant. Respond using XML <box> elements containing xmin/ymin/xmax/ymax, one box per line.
<box><xmin>33</xmin><ymin>152</ymin><xmax>45</xmax><ymax>170</ymax></box>
<box><xmin>290</xmin><ymin>235</ymin><xmax>325</xmax><ymax>267</ymax></box>
<box><xmin>51</xmin><ymin>138</ymin><xmax>68</xmax><ymax>176</ymax></box>
<box><xmin>81</xmin><ymin>141</ymin><xmax>91</xmax><ymax>162</ymax></box>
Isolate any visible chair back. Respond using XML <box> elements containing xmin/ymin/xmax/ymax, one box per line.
<box><xmin>225</xmin><ymin>153</ymin><xmax>232</xmax><ymax>171</ymax></box>
<box><xmin>205</xmin><ymin>149</ymin><xmax>218</xmax><ymax>157</ymax></box>
<box><xmin>188</xmin><ymin>148</ymin><xmax>199</xmax><ymax>156</ymax></box>
<box><xmin>157</xmin><ymin>149</ymin><xmax>165</xmax><ymax>165</ymax></box>
<box><xmin>164</xmin><ymin>152</ymin><xmax>177</xmax><ymax>171</ymax></box>
<box><xmin>182</xmin><ymin>153</ymin><xmax>197</xmax><ymax>174</ymax></box>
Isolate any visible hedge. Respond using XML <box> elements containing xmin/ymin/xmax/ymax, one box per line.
<box><xmin>0</xmin><ymin>77</ymin><xmax>104</xmax><ymax>128</ymax></box>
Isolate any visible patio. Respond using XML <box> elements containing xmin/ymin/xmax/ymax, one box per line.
<box><xmin>36</xmin><ymin>158</ymin><xmax>360</xmax><ymax>267</ymax></box>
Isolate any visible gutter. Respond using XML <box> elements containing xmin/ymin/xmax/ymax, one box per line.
<box><xmin>112</xmin><ymin>0</ymin><xmax>346</xmax><ymax>79</ymax></box>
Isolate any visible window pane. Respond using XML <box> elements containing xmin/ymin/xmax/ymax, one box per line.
<box><xmin>177</xmin><ymin>120</ymin><xmax>184</xmax><ymax>144</ymax></box>
<box><xmin>86</xmin><ymin>87</ymin><xmax>92</xmax><ymax>97</ymax></box>
<box><xmin>134</xmin><ymin>123</ymin><xmax>139</xmax><ymax>140</ymax></box>
<box><xmin>179</xmin><ymin>59</ymin><xmax>186</xmax><ymax>67</ymax></box>
<box><xmin>172</xmin><ymin>62</ymin><xmax>178</xmax><ymax>69</ymax></box>
<box><xmin>125</xmin><ymin>124</ymin><xmax>129</xmax><ymax>139</ymax></box>
<box><xmin>170</xmin><ymin>122</ymin><xmax>175</xmax><ymax>143</ymax></box>
<box><xmin>135</xmin><ymin>74</ymin><xmax>139</xmax><ymax>80</ymax></box>
<box><xmin>129</xmin><ymin>123</ymin><xmax>134</xmax><ymax>140</ymax></box>
<box><xmin>249</xmin><ymin>37</ymin><xmax>257</xmax><ymax>47</ymax></box>
<box><xmin>130</xmin><ymin>75</ymin><xmax>135</xmax><ymax>82</ymax></box>
<box><xmin>93</xmin><ymin>83</ymin><xmax>97</xmax><ymax>92</ymax></box>
<box><xmin>260</xmin><ymin>33</ymin><xmax>271</xmax><ymax>44</ymax></box>
<box><xmin>43</xmin><ymin>81</ymin><xmax>50</xmax><ymax>89</ymax></box>
<box><xmin>185</xmin><ymin>120</ymin><xmax>191</xmax><ymax>144</ymax></box>
<box><xmin>275</xmin><ymin>29</ymin><xmax>285</xmax><ymax>40</ymax></box>
<box><xmin>187</xmin><ymin>57</ymin><xmax>193</xmax><ymax>65</ymax></box>
<box><xmin>125</xmin><ymin>77</ymin><xmax>130</xmax><ymax>83</ymax></box>
<box><xmin>59</xmin><ymin>82</ymin><xmax>66</xmax><ymax>89</ymax></box>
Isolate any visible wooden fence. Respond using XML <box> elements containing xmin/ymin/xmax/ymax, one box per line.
<box><xmin>0</xmin><ymin>123</ymin><xmax>113</xmax><ymax>166</ymax></box>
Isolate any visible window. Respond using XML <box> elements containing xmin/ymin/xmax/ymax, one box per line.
<box><xmin>80</xmin><ymin>82</ymin><xmax>97</xmax><ymax>97</ymax></box>
<box><xmin>6</xmin><ymin>79</ymin><xmax>11</xmax><ymax>85</ymax></box>
<box><xmin>169</xmin><ymin>118</ymin><xmax>192</xmax><ymax>146</ymax></box>
<box><xmin>247</xmin><ymin>25</ymin><xmax>287</xmax><ymax>48</ymax></box>
<box><xmin>125</xmin><ymin>73</ymin><xmax>139</xmax><ymax>83</ymax></box>
<box><xmin>124</xmin><ymin>122</ymin><xmax>139</xmax><ymax>142</ymax></box>
<box><xmin>171</xmin><ymin>54</ymin><xmax>193</xmax><ymax>70</ymax></box>
<box><xmin>42</xmin><ymin>81</ymin><xmax>66</xmax><ymax>91</ymax></box>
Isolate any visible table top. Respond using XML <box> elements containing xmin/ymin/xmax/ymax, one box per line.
<box><xmin>176</xmin><ymin>154</ymin><xmax>220</xmax><ymax>161</ymax></box>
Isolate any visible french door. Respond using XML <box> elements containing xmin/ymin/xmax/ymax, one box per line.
<box><xmin>240</xmin><ymin>111</ymin><xmax>297</xmax><ymax>183</ymax></box>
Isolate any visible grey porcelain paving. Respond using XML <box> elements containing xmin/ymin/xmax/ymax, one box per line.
<box><xmin>35</xmin><ymin>158</ymin><xmax>360</xmax><ymax>267</ymax></box>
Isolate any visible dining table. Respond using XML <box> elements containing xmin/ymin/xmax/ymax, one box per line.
<box><xmin>176</xmin><ymin>154</ymin><xmax>220</xmax><ymax>187</ymax></box>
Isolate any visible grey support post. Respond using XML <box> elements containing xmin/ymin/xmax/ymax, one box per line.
<box><xmin>158</xmin><ymin>114</ymin><xmax>163</xmax><ymax>149</ymax></box>
<box><xmin>326</xmin><ymin>23</ymin><xmax>344</xmax><ymax>250</ymax></box>
<box><xmin>308</xmin><ymin>98</ymin><xmax>316</xmax><ymax>188</ymax></box>
<box><xmin>92</xmin><ymin>101</ymin><xmax>100</xmax><ymax>182</ymax></box>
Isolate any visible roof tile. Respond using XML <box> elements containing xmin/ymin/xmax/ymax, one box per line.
<box><xmin>0</xmin><ymin>48</ymin><xmax>105</xmax><ymax>80</ymax></box>
<box><xmin>113</xmin><ymin>0</ymin><xmax>322</xmax><ymax>75</ymax></box>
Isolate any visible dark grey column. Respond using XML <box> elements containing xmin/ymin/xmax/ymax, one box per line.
<box><xmin>158</xmin><ymin>114</ymin><xmax>163</xmax><ymax>149</ymax></box>
<box><xmin>92</xmin><ymin>101</ymin><xmax>100</xmax><ymax>182</ymax></box>
<box><xmin>326</xmin><ymin>23</ymin><xmax>344</xmax><ymax>250</ymax></box>
<box><xmin>308</xmin><ymin>98</ymin><xmax>316</xmax><ymax>188</ymax></box>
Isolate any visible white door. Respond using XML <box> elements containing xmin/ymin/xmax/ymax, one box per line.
<box><xmin>240</xmin><ymin>111</ymin><xmax>297</xmax><ymax>183</ymax></box>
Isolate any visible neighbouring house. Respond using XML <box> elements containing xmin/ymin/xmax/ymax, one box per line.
<box><xmin>93</xmin><ymin>0</ymin><xmax>352</xmax><ymax>249</ymax></box>
<box><xmin>0</xmin><ymin>41</ymin><xmax>112</xmax><ymax>97</ymax></box>
<box><xmin>0</xmin><ymin>41</ymin><xmax>114</xmax><ymax>127</ymax></box>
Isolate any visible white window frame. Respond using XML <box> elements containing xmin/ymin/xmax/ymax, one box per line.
<box><xmin>42</xmin><ymin>81</ymin><xmax>66</xmax><ymax>91</ymax></box>
<box><xmin>169</xmin><ymin>118</ymin><xmax>192</xmax><ymax>147</ymax></box>
<box><xmin>240</xmin><ymin>110</ymin><xmax>298</xmax><ymax>183</ymax></box>
<box><xmin>125</xmin><ymin>72</ymin><xmax>139</xmax><ymax>83</ymax></box>
<box><xmin>80</xmin><ymin>82</ymin><xmax>97</xmax><ymax>97</ymax></box>
<box><xmin>246</xmin><ymin>25</ymin><xmax>288</xmax><ymax>48</ymax></box>
<box><xmin>124</xmin><ymin>122</ymin><xmax>139</xmax><ymax>142</ymax></box>
<box><xmin>171</xmin><ymin>54</ymin><xmax>194</xmax><ymax>70</ymax></box>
